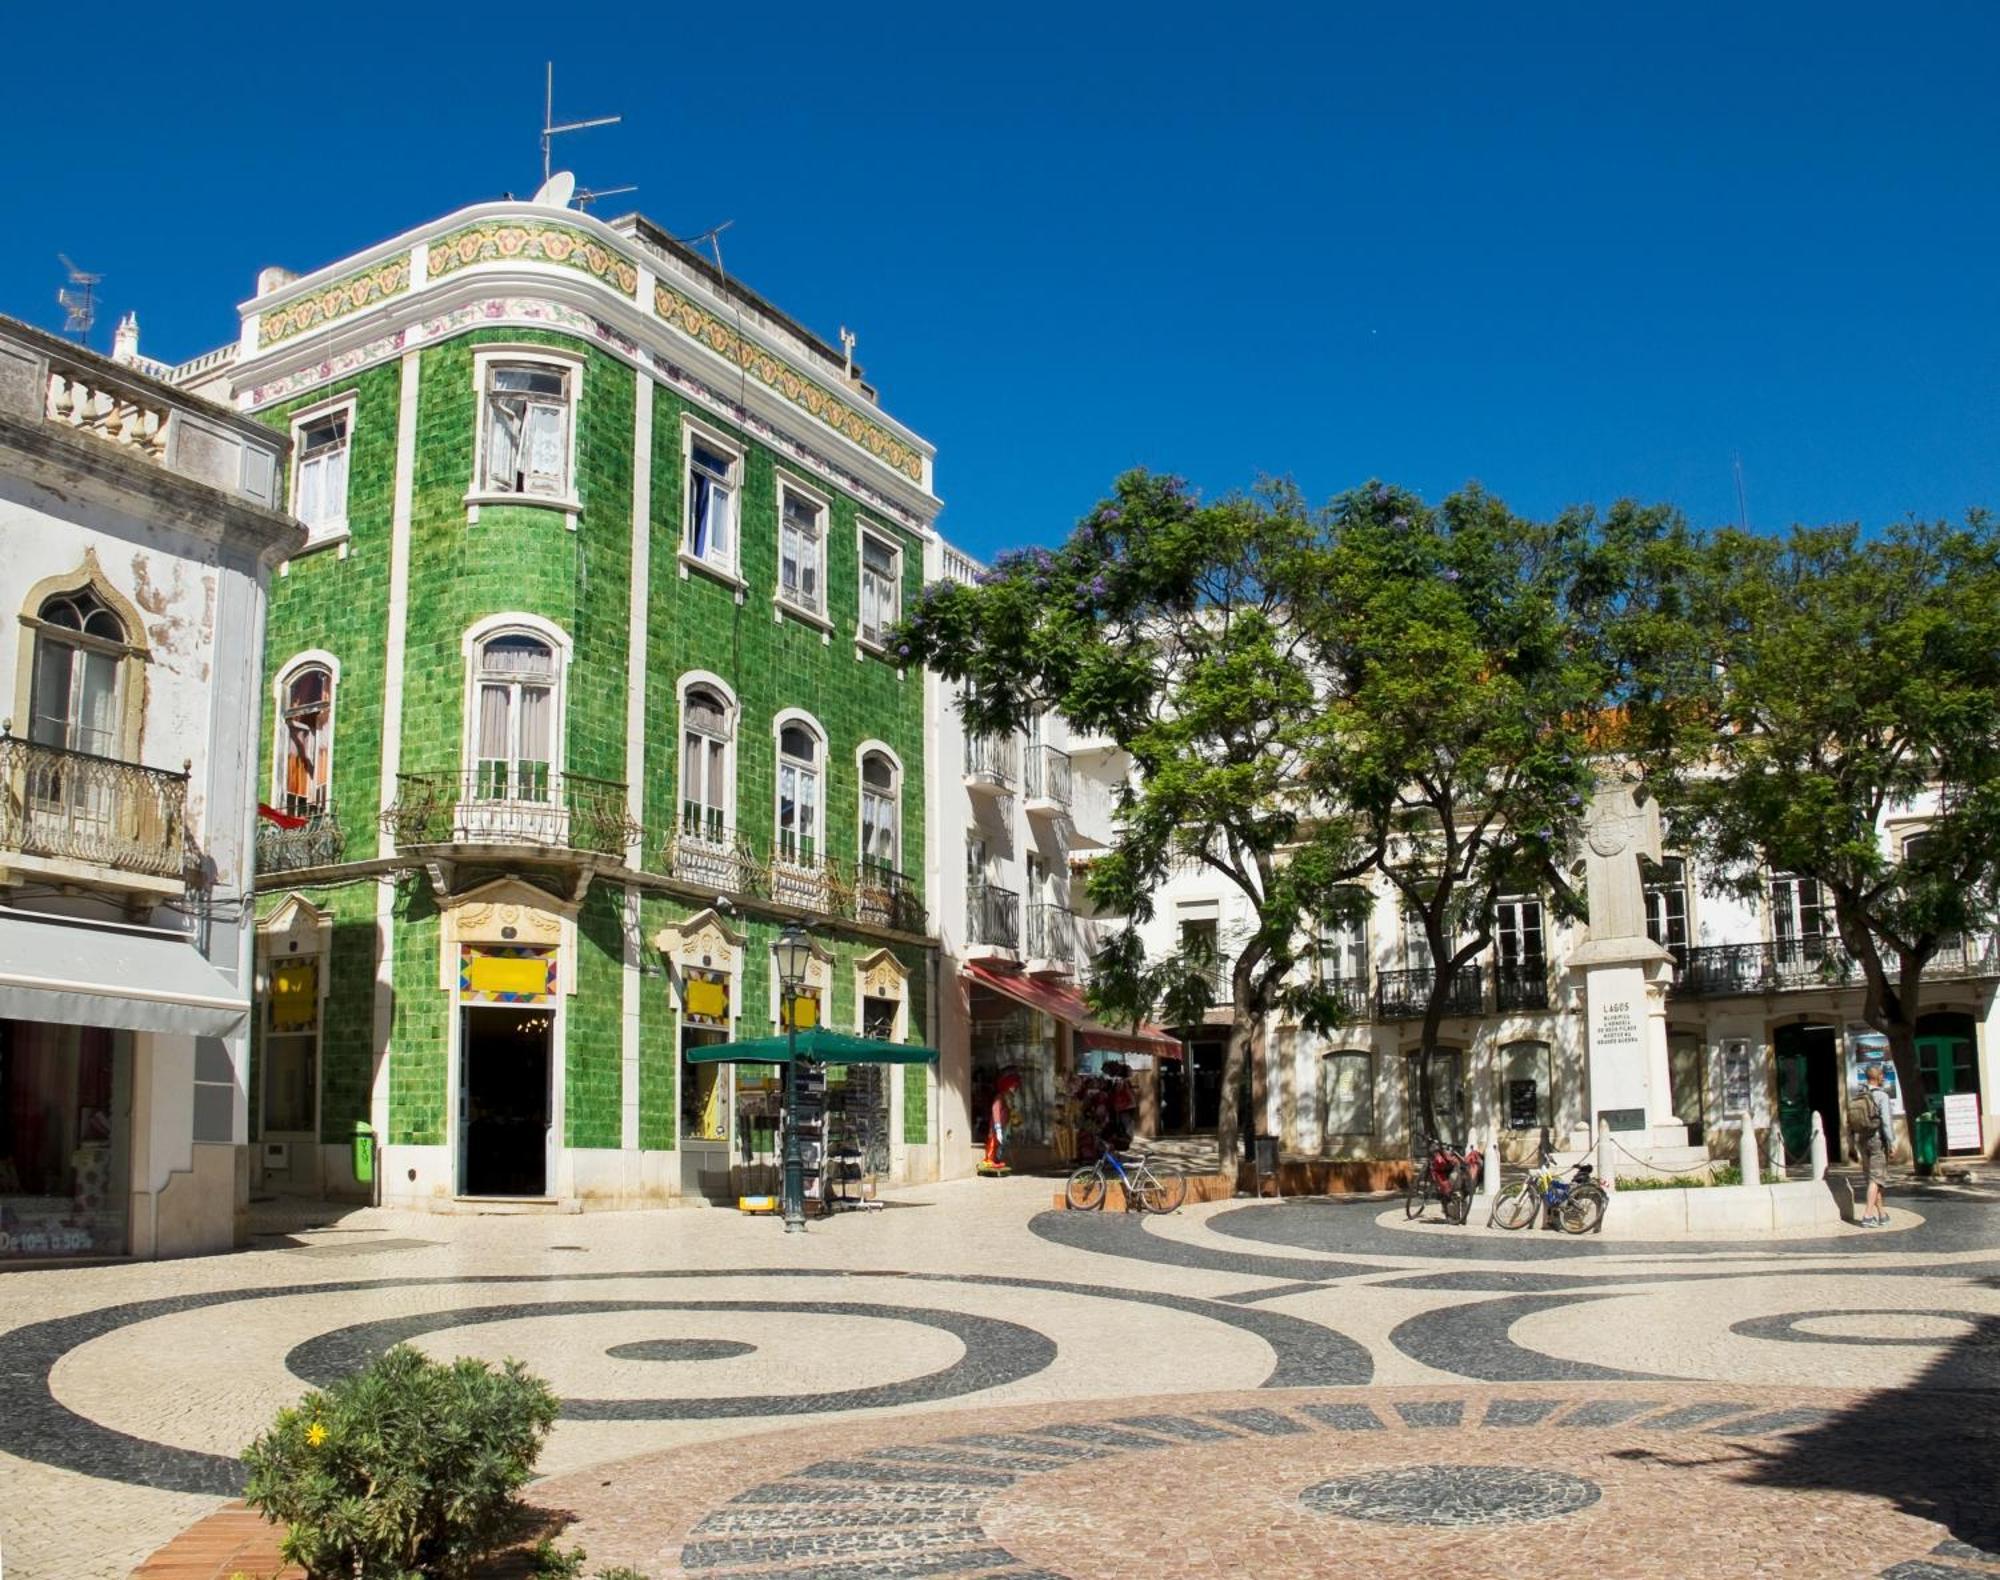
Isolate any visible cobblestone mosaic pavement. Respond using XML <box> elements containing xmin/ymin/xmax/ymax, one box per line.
<box><xmin>0</xmin><ymin>1175</ymin><xmax>1992</xmax><ymax>1577</ymax></box>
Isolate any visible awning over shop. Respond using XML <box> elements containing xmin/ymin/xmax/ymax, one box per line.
<box><xmin>684</xmin><ymin>1025</ymin><xmax>940</xmax><ymax>1065</ymax></box>
<box><xmin>963</xmin><ymin>961</ymin><xmax>1183</xmax><ymax>1060</ymax></box>
<box><xmin>0</xmin><ymin>909</ymin><xmax>249</xmax><ymax>1038</ymax></box>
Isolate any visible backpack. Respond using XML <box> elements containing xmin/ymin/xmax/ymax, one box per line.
<box><xmin>1846</xmin><ymin>1091</ymin><xmax>1882</xmax><ymax>1145</ymax></box>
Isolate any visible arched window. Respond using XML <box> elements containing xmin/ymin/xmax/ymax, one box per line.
<box><xmin>278</xmin><ymin>663</ymin><xmax>335</xmax><ymax>817</ymax></box>
<box><xmin>859</xmin><ymin>749</ymin><xmax>899</xmax><ymax>874</ymax></box>
<box><xmin>776</xmin><ymin>720</ymin><xmax>821</xmax><ymax>863</ymax></box>
<box><xmin>30</xmin><ymin>588</ymin><xmax>125</xmax><ymax>757</ymax></box>
<box><xmin>681</xmin><ymin>685</ymin><xmax>733</xmax><ymax>839</ymax></box>
<box><xmin>471</xmin><ymin>631</ymin><xmax>557</xmax><ymax>801</ymax></box>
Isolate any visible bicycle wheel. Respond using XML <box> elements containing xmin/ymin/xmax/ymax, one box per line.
<box><xmin>1065</xmin><ymin>1165</ymin><xmax>1107</xmax><ymax>1211</ymax></box>
<box><xmin>1136</xmin><ymin>1167</ymin><xmax>1187</xmax><ymax>1215</ymax></box>
<box><xmin>1559</xmin><ymin>1183</ymin><xmax>1608</xmax><ymax>1235</ymax></box>
<box><xmin>1444</xmin><ymin>1167</ymin><xmax>1473</xmax><ymax>1225</ymax></box>
<box><xmin>1404</xmin><ymin>1173</ymin><xmax>1432</xmax><ymax>1220</ymax></box>
<box><xmin>1489</xmin><ymin>1180</ymin><xmax>1540</xmax><ymax>1230</ymax></box>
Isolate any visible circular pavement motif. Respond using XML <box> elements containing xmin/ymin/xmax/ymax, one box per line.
<box><xmin>604</xmin><ymin>1338</ymin><xmax>757</xmax><ymax>1362</ymax></box>
<box><xmin>1733</xmin><ymin>1307</ymin><xmax>1996</xmax><ymax>1348</ymax></box>
<box><xmin>1302</xmin><ymin>1464</ymin><xmax>1601</xmax><ymax>1527</ymax></box>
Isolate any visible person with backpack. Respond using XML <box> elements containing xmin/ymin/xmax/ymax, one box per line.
<box><xmin>1846</xmin><ymin>1063</ymin><xmax>1896</xmax><ymax>1226</ymax></box>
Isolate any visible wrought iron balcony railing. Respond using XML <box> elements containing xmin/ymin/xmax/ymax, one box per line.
<box><xmin>0</xmin><ymin>732</ymin><xmax>189</xmax><ymax>881</ymax></box>
<box><xmin>769</xmin><ymin>841</ymin><xmax>841</xmax><ymax>914</ymax></box>
<box><xmin>855</xmin><ymin>859</ymin><xmax>928</xmax><ymax>934</ymax></box>
<box><xmin>1316</xmin><ymin>972</ymin><xmax>1372</xmax><ymax>1022</ymax></box>
<box><xmin>1672</xmin><ymin>935</ymin><xmax>2000</xmax><ymax>997</ymax></box>
<box><xmin>1023</xmin><ymin>745</ymin><xmax>1073</xmax><ymax>810</ymax></box>
<box><xmin>383</xmin><ymin>768</ymin><xmax>637</xmax><ymax>856</ymax></box>
<box><xmin>256</xmin><ymin>801</ymin><xmax>344</xmax><ymax>874</ymax></box>
<box><xmin>967</xmin><ymin>880</ymin><xmax>1021</xmax><ymax>951</ymax></box>
<box><xmin>1494</xmin><ymin>960</ymin><xmax>1551</xmax><ymax>1012</ymax></box>
<box><xmin>1376</xmin><ymin>964</ymin><xmax>1485</xmax><ymax>1021</ymax></box>
<box><xmin>1026</xmin><ymin>900</ymin><xmax>1078</xmax><ymax>967</ymax></box>
<box><xmin>963</xmin><ymin>733</ymin><xmax>1018</xmax><ymax>793</ymax></box>
<box><xmin>666</xmin><ymin>814</ymin><xmax>764</xmax><ymax>895</ymax></box>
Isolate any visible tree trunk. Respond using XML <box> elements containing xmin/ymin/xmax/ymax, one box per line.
<box><xmin>1836</xmin><ymin>902</ymin><xmax>1933</xmax><ymax>1115</ymax></box>
<box><xmin>1219</xmin><ymin>946</ymin><xmax>1268</xmax><ymax>1173</ymax></box>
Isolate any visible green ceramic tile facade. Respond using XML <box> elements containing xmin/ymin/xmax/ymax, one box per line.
<box><xmin>249</xmin><ymin>309</ymin><xmax>935</xmax><ymax>1194</ymax></box>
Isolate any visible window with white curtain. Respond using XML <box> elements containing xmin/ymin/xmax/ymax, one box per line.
<box><xmin>1319</xmin><ymin>1051</ymin><xmax>1375</xmax><ymax>1135</ymax></box>
<box><xmin>859</xmin><ymin>531</ymin><xmax>899</xmax><ymax>647</ymax></box>
<box><xmin>294</xmin><ymin>411</ymin><xmax>350</xmax><ymax>533</ymax></box>
<box><xmin>278</xmin><ymin>663</ymin><xmax>334</xmax><ymax>817</ymax></box>
<box><xmin>30</xmin><ymin>588</ymin><xmax>125</xmax><ymax>759</ymax></box>
<box><xmin>680</xmin><ymin>686</ymin><xmax>732</xmax><ymax>839</ymax></box>
<box><xmin>472</xmin><ymin>632</ymin><xmax>557</xmax><ymax>800</ymax></box>
<box><xmin>778</xmin><ymin>484</ymin><xmax>825</xmax><ymax>614</ymax></box>
<box><xmin>685</xmin><ymin>434</ymin><xmax>738</xmax><ymax>573</ymax></box>
<box><xmin>480</xmin><ymin>363</ymin><xmax>572</xmax><ymax>498</ymax></box>
<box><xmin>860</xmin><ymin>750</ymin><xmax>899</xmax><ymax>872</ymax></box>
<box><xmin>777</xmin><ymin>721</ymin><xmax>821</xmax><ymax>862</ymax></box>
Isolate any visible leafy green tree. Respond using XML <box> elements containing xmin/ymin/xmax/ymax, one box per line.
<box><xmin>1624</xmin><ymin>516</ymin><xmax>2000</xmax><ymax>1115</ymax></box>
<box><xmin>1306</xmin><ymin>484</ymin><xmax>1604</xmax><ymax>1144</ymax></box>
<box><xmin>899</xmin><ymin>472</ymin><xmax>1370</xmax><ymax>1169</ymax></box>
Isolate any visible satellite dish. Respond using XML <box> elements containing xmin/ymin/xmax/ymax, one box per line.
<box><xmin>530</xmin><ymin>171</ymin><xmax>576</xmax><ymax>209</ymax></box>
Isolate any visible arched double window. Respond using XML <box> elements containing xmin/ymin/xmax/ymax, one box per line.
<box><xmin>30</xmin><ymin>588</ymin><xmax>126</xmax><ymax>758</ymax></box>
<box><xmin>471</xmin><ymin>629</ymin><xmax>559</xmax><ymax>801</ymax></box>
<box><xmin>681</xmin><ymin>685</ymin><xmax>733</xmax><ymax>839</ymax></box>
<box><xmin>775</xmin><ymin>717</ymin><xmax>823</xmax><ymax>864</ymax></box>
<box><xmin>276</xmin><ymin>661</ymin><xmax>336</xmax><ymax>818</ymax></box>
<box><xmin>859</xmin><ymin>748</ymin><xmax>900</xmax><ymax>875</ymax></box>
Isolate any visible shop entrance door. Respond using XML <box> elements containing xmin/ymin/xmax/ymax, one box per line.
<box><xmin>679</xmin><ymin>1027</ymin><xmax>733</xmax><ymax>1199</ymax></box>
<box><xmin>459</xmin><ymin>1007</ymin><xmax>552</xmax><ymax>1198</ymax></box>
<box><xmin>1189</xmin><ymin>1036</ymin><xmax>1226</xmax><ymax>1131</ymax></box>
<box><xmin>1774</xmin><ymin>1022</ymin><xmax>1839</xmax><ymax>1161</ymax></box>
<box><xmin>1916</xmin><ymin>1014</ymin><xmax>1979</xmax><ymax>1151</ymax></box>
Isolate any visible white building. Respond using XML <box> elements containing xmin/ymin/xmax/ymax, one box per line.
<box><xmin>0</xmin><ymin>313</ymin><xmax>302</xmax><ymax>1258</ymax></box>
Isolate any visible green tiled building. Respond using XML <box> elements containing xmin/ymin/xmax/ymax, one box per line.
<box><xmin>213</xmin><ymin>200</ymin><xmax>940</xmax><ymax>1206</ymax></box>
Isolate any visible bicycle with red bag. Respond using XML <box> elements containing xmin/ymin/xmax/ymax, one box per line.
<box><xmin>1405</xmin><ymin>1134</ymin><xmax>1482</xmax><ymax>1225</ymax></box>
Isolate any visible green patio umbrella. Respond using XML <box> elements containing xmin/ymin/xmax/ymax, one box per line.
<box><xmin>683</xmin><ymin>1026</ymin><xmax>939</xmax><ymax>1065</ymax></box>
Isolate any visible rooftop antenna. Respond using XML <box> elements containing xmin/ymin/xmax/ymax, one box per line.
<box><xmin>1731</xmin><ymin>452</ymin><xmax>1751</xmax><ymax>532</ymax></box>
<box><xmin>57</xmin><ymin>253</ymin><xmax>102</xmax><ymax>344</ymax></box>
<box><xmin>540</xmin><ymin>62</ymin><xmax>622</xmax><ymax>186</ymax></box>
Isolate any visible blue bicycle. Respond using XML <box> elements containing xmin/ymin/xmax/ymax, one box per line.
<box><xmin>1488</xmin><ymin>1144</ymin><xmax>1607</xmax><ymax>1234</ymax></box>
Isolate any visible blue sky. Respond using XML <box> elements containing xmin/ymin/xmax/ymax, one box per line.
<box><xmin>5</xmin><ymin>2</ymin><xmax>1994</xmax><ymax>559</ymax></box>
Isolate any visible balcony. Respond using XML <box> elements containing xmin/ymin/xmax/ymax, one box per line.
<box><xmin>769</xmin><ymin>843</ymin><xmax>838</xmax><ymax>913</ymax></box>
<box><xmin>1025</xmin><ymin>901</ymin><xmax>1078</xmax><ymax>972</ymax></box>
<box><xmin>666</xmin><ymin>814</ymin><xmax>763</xmax><ymax>895</ymax></box>
<box><xmin>967</xmin><ymin>880</ymin><xmax>1021</xmax><ymax>955</ymax></box>
<box><xmin>256</xmin><ymin>801</ymin><xmax>344</xmax><ymax>875</ymax></box>
<box><xmin>660</xmin><ymin>822</ymin><xmax>928</xmax><ymax>936</ymax></box>
<box><xmin>1023</xmin><ymin>745</ymin><xmax>1073</xmax><ymax>818</ymax></box>
<box><xmin>1317</xmin><ymin>972</ymin><xmax>1372</xmax><ymax>1022</ymax></box>
<box><xmin>963</xmin><ymin>734</ymin><xmax>1018</xmax><ymax>797</ymax></box>
<box><xmin>855</xmin><ymin>859</ymin><xmax>928</xmax><ymax>934</ymax></box>
<box><xmin>1672</xmin><ymin>936</ymin><xmax>2000</xmax><ymax>999</ymax></box>
<box><xmin>0</xmin><ymin>733</ymin><xmax>190</xmax><ymax>894</ymax></box>
<box><xmin>1494</xmin><ymin>960</ymin><xmax>1551</xmax><ymax>1012</ymax></box>
<box><xmin>383</xmin><ymin>768</ymin><xmax>637</xmax><ymax>857</ymax></box>
<box><xmin>1377</xmin><ymin>964</ymin><xmax>1485</xmax><ymax>1021</ymax></box>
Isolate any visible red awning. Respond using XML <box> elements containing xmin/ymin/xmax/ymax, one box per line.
<box><xmin>963</xmin><ymin>961</ymin><xmax>1183</xmax><ymax>1060</ymax></box>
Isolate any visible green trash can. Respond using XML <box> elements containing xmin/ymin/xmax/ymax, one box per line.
<box><xmin>1911</xmin><ymin>1110</ymin><xmax>1940</xmax><ymax>1176</ymax></box>
<box><xmin>351</xmin><ymin>1121</ymin><xmax>378</xmax><ymax>1188</ymax></box>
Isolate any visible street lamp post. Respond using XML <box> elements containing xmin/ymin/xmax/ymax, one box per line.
<box><xmin>774</xmin><ymin>921</ymin><xmax>813</xmax><ymax>1232</ymax></box>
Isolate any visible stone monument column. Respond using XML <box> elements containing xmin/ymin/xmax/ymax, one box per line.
<box><xmin>1569</xmin><ymin>775</ymin><xmax>1689</xmax><ymax>1153</ymax></box>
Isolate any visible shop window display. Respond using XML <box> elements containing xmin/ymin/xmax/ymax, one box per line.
<box><xmin>1068</xmin><ymin>1059</ymin><xmax>1138</xmax><ymax>1161</ymax></box>
<box><xmin>0</xmin><ymin>1019</ymin><xmax>131</xmax><ymax>1258</ymax></box>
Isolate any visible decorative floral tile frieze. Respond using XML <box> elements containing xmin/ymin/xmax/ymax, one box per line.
<box><xmin>427</xmin><ymin>220</ymin><xmax>639</xmax><ymax>297</ymax></box>
<box><xmin>653</xmin><ymin>282</ymin><xmax>925</xmax><ymax>483</ymax></box>
<box><xmin>257</xmin><ymin>256</ymin><xmax>411</xmax><ymax>346</ymax></box>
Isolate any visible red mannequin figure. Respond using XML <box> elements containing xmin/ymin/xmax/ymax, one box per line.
<box><xmin>981</xmin><ymin>1070</ymin><xmax>1023</xmax><ymax>1174</ymax></box>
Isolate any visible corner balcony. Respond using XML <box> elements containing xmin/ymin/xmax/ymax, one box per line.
<box><xmin>0</xmin><ymin>733</ymin><xmax>189</xmax><ymax>896</ymax></box>
<box><xmin>1025</xmin><ymin>900</ymin><xmax>1078</xmax><ymax>975</ymax></box>
<box><xmin>1023</xmin><ymin>745</ymin><xmax>1072</xmax><ymax>821</ymax></box>
<box><xmin>966</xmin><ymin>880</ymin><xmax>1021</xmax><ymax>961</ymax></box>
<box><xmin>383</xmin><ymin>768</ymin><xmax>637</xmax><ymax>859</ymax></box>
<box><xmin>963</xmin><ymin>734</ymin><xmax>1018</xmax><ymax>798</ymax></box>
<box><xmin>660</xmin><ymin>820</ymin><xmax>929</xmax><ymax>936</ymax></box>
<box><xmin>1377</xmin><ymin>964</ymin><xmax>1484</xmax><ymax>1021</ymax></box>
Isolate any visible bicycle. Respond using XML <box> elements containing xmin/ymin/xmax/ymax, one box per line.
<box><xmin>1065</xmin><ymin>1148</ymin><xmax>1188</xmax><ymax>1214</ymax></box>
<box><xmin>1488</xmin><ymin>1143</ymin><xmax>1607</xmax><ymax>1234</ymax></box>
<box><xmin>1405</xmin><ymin>1134</ymin><xmax>1482</xmax><ymax>1226</ymax></box>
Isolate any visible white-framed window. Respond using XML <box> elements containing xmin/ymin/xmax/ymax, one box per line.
<box><xmin>289</xmin><ymin>395</ymin><xmax>354</xmax><ymax>541</ymax></box>
<box><xmin>470</xmin><ymin>348</ymin><xmax>581</xmax><ymax>511</ymax></box>
<box><xmin>776</xmin><ymin>715</ymin><xmax>824</xmax><ymax>863</ymax></box>
<box><xmin>1644</xmin><ymin>856</ymin><xmax>1690</xmax><ymax>958</ymax></box>
<box><xmin>1316</xmin><ymin>896</ymin><xmax>1369</xmax><ymax>983</ymax></box>
<box><xmin>275</xmin><ymin>659</ymin><xmax>336</xmax><ymax>818</ymax></box>
<box><xmin>1401</xmin><ymin>907</ymin><xmax>1435</xmax><ymax>973</ymax></box>
<box><xmin>1769</xmin><ymin>872</ymin><xmax>1825</xmax><ymax>961</ymax></box>
<box><xmin>859</xmin><ymin>746</ymin><xmax>900</xmax><ymax>873</ymax></box>
<box><xmin>680</xmin><ymin>683</ymin><xmax>734</xmax><ymax>840</ymax></box>
<box><xmin>1319</xmin><ymin>1050</ymin><xmax>1375</xmax><ymax>1135</ymax></box>
<box><xmin>1495</xmin><ymin>896</ymin><xmax>1545</xmax><ymax>972</ymax></box>
<box><xmin>28</xmin><ymin>586</ymin><xmax>126</xmax><ymax>758</ymax></box>
<box><xmin>469</xmin><ymin>626</ymin><xmax>561</xmax><ymax>802</ymax></box>
<box><xmin>683</xmin><ymin>421</ymin><xmax>741</xmax><ymax>579</ymax></box>
<box><xmin>858</xmin><ymin>527</ymin><xmax>901</xmax><ymax>649</ymax></box>
<box><xmin>776</xmin><ymin>476</ymin><xmax>828</xmax><ymax>619</ymax></box>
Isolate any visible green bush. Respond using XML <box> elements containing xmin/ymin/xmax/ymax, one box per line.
<box><xmin>242</xmin><ymin>1343</ymin><xmax>561</xmax><ymax>1579</ymax></box>
<box><xmin>1614</xmin><ymin>1164</ymin><xmax>1782</xmax><ymax>1189</ymax></box>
